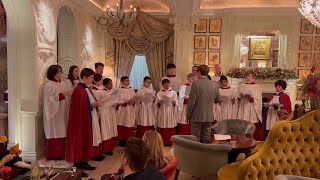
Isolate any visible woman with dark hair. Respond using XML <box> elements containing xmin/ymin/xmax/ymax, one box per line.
<box><xmin>43</xmin><ymin>65</ymin><xmax>69</xmax><ymax>160</ymax></box>
<box><xmin>66</xmin><ymin>65</ymin><xmax>80</xmax><ymax>90</ymax></box>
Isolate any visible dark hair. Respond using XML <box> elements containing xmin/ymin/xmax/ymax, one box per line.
<box><xmin>67</xmin><ymin>65</ymin><xmax>79</xmax><ymax>85</ymax></box>
<box><xmin>220</xmin><ymin>75</ymin><xmax>228</xmax><ymax>82</ymax></box>
<box><xmin>162</xmin><ymin>78</ymin><xmax>170</xmax><ymax>84</ymax></box>
<box><xmin>207</xmin><ymin>75</ymin><xmax>212</xmax><ymax>80</ymax></box>
<box><xmin>166</xmin><ymin>63</ymin><xmax>176</xmax><ymax>69</ymax></box>
<box><xmin>47</xmin><ymin>65</ymin><xmax>62</xmax><ymax>81</ymax></box>
<box><xmin>95</xmin><ymin>62</ymin><xmax>104</xmax><ymax>69</ymax></box>
<box><xmin>103</xmin><ymin>78</ymin><xmax>112</xmax><ymax>85</ymax></box>
<box><xmin>80</xmin><ymin>68</ymin><xmax>95</xmax><ymax>79</ymax></box>
<box><xmin>197</xmin><ymin>65</ymin><xmax>209</xmax><ymax>76</ymax></box>
<box><xmin>93</xmin><ymin>74</ymin><xmax>103</xmax><ymax>82</ymax></box>
<box><xmin>143</xmin><ymin>76</ymin><xmax>151</xmax><ymax>82</ymax></box>
<box><xmin>121</xmin><ymin>76</ymin><xmax>129</xmax><ymax>82</ymax></box>
<box><xmin>124</xmin><ymin>137</ymin><xmax>150</xmax><ymax>172</ymax></box>
<box><xmin>245</xmin><ymin>70</ymin><xmax>254</xmax><ymax>77</ymax></box>
<box><xmin>275</xmin><ymin>79</ymin><xmax>287</xmax><ymax>90</ymax></box>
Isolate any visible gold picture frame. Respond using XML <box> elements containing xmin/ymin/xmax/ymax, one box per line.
<box><xmin>209</xmin><ymin>18</ymin><xmax>222</xmax><ymax>33</ymax></box>
<box><xmin>300</xmin><ymin>19</ymin><xmax>314</xmax><ymax>34</ymax></box>
<box><xmin>299</xmin><ymin>36</ymin><xmax>313</xmax><ymax>51</ymax></box>
<box><xmin>208</xmin><ymin>35</ymin><xmax>221</xmax><ymax>50</ymax></box>
<box><xmin>193</xmin><ymin>51</ymin><xmax>206</xmax><ymax>65</ymax></box>
<box><xmin>195</xmin><ymin>19</ymin><xmax>207</xmax><ymax>33</ymax></box>
<box><xmin>248</xmin><ymin>38</ymin><xmax>271</xmax><ymax>60</ymax></box>
<box><xmin>298</xmin><ymin>69</ymin><xmax>310</xmax><ymax>84</ymax></box>
<box><xmin>315</xmin><ymin>36</ymin><xmax>320</xmax><ymax>51</ymax></box>
<box><xmin>298</xmin><ymin>53</ymin><xmax>312</xmax><ymax>67</ymax></box>
<box><xmin>208</xmin><ymin>52</ymin><xmax>220</xmax><ymax>66</ymax></box>
<box><xmin>194</xmin><ymin>35</ymin><xmax>206</xmax><ymax>49</ymax></box>
<box><xmin>315</xmin><ymin>53</ymin><xmax>320</xmax><ymax>61</ymax></box>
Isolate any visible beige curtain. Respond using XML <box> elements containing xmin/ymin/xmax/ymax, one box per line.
<box><xmin>114</xmin><ymin>40</ymin><xmax>135</xmax><ymax>87</ymax></box>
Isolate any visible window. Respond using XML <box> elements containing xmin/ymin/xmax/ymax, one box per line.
<box><xmin>129</xmin><ymin>55</ymin><xmax>150</xmax><ymax>90</ymax></box>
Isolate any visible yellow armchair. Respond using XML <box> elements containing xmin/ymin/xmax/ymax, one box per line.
<box><xmin>218</xmin><ymin>110</ymin><xmax>320</xmax><ymax>180</ymax></box>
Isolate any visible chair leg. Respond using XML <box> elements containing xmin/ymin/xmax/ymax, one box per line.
<box><xmin>174</xmin><ymin>169</ymin><xmax>180</xmax><ymax>180</ymax></box>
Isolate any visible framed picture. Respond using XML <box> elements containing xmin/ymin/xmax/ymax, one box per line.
<box><xmin>315</xmin><ymin>53</ymin><xmax>320</xmax><ymax>61</ymax></box>
<box><xmin>209</xmin><ymin>18</ymin><xmax>222</xmax><ymax>33</ymax></box>
<box><xmin>208</xmin><ymin>52</ymin><xmax>220</xmax><ymax>66</ymax></box>
<box><xmin>208</xmin><ymin>35</ymin><xmax>221</xmax><ymax>50</ymax></box>
<box><xmin>299</xmin><ymin>36</ymin><xmax>313</xmax><ymax>51</ymax></box>
<box><xmin>298</xmin><ymin>53</ymin><xmax>312</xmax><ymax>67</ymax></box>
<box><xmin>248</xmin><ymin>38</ymin><xmax>271</xmax><ymax>60</ymax></box>
<box><xmin>300</xmin><ymin>19</ymin><xmax>314</xmax><ymax>34</ymax></box>
<box><xmin>315</xmin><ymin>36</ymin><xmax>320</xmax><ymax>51</ymax></box>
<box><xmin>317</xmin><ymin>27</ymin><xmax>320</xmax><ymax>34</ymax></box>
<box><xmin>298</xmin><ymin>69</ymin><xmax>310</xmax><ymax>84</ymax></box>
<box><xmin>193</xmin><ymin>51</ymin><xmax>206</xmax><ymax>65</ymax></box>
<box><xmin>195</xmin><ymin>19</ymin><xmax>207</xmax><ymax>33</ymax></box>
<box><xmin>194</xmin><ymin>35</ymin><xmax>206</xmax><ymax>49</ymax></box>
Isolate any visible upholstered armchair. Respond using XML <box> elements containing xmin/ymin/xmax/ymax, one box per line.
<box><xmin>211</xmin><ymin>119</ymin><xmax>256</xmax><ymax>138</ymax></box>
<box><xmin>171</xmin><ymin>135</ymin><xmax>231</xmax><ymax>180</ymax></box>
<box><xmin>218</xmin><ymin>110</ymin><xmax>320</xmax><ymax>180</ymax></box>
<box><xmin>274</xmin><ymin>175</ymin><xmax>320</xmax><ymax>180</ymax></box>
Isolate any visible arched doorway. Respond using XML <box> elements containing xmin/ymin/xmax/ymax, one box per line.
<box><xmin>57</xmin><ymin>6</ymin><xmax>77</xmax><ymax>79</ymax></box>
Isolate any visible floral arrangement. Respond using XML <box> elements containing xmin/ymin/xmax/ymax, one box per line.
<box><xmin>226</xmin><ymin>67</ymin><xmax>297</xmax><ymax>80</ymax></box>
<box><xmin>301</xmin><ymin>73</ymin><xmax>320</xmax><ymax>97</ymax></box>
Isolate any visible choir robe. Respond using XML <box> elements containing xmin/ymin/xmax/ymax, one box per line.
<box><xmin>161</xmin><ymin>76</ymin><xmax>183</xmax><ymax>93</ymax></box>
<box><xmin>177</xmin><ymin>84</ymin><xmax>191</xmax><ymax>135</ymax></box>
<box><xmin>237</xmin><ymin>82</ymin><xmax>262</xmax><ymax>140</ymax></box>
<box><xmin>65</xmin><ymin>82</ymin><xmax>93</xmax><ymax>163</ymax></box>
<box><xmin>155</xmin><ymin>88</ymin><xmax>178</xmax><ymax>145</ymax></box>
<box><xmin>43</xmin><ymin>79</ymin><xmax>69</xmax><ymax>160</ymax></box>
<box><xmin>116</xmin><ymin>86</ymin><xmax>136</xmax><ymax>141</ymax></box>
<box><xmin>266</xmin><ymin>92</ymin><xmax>292</xmax><ymax>131</ymax></box>
<box><xmin>136</xmin><ymin>87</ymin><xmax>156</xmax><ymax>139</ymax></box>
<box><xmin>97</xmin><ymin>88</ymin><xmax>119</xmax><ymax>153</ymax></box>
<box><xmin>214</xmin><ymin>87</ymin><xmax>238</xmax><ymax>122</ymax></box>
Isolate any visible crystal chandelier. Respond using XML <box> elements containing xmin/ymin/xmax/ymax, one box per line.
<box><xmin>299</xmin><ymin>0</ymin><xmax>320</xmax><ymax>27</ymax></box>
<box><xmin>105</xmin><ymin>0</ymin><xmax>137</xmax><ymax>25</ymax></box>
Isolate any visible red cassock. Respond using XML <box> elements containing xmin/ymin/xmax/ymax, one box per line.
<box><xmin>279</xmin><ymin>93</ymin><xmax>292</xmax><ymax>114</ymax></box>
<box><xmin>65</xmin><ymin>83</ymin><xmax>93</xmax><ymax>163</ymax></box>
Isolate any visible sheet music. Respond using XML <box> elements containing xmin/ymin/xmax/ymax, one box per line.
<box><xmin>220</xmin><ymin>95</ymin><xmax>230</xmax><ymax>102</ymax></box>
<box><xmin>214</xmin><ymin>134</ymin><xmax>231</xmax><ymax>141</ymax></box>
<box><xmin>142</xmin><ymin>92</ymin><xmax>154</xmax><ymax>102</ymax></box>
<box><xmin>162</xmin><ymin>95</ymin><xmax>173</xmax><ymax>105</ymax></box>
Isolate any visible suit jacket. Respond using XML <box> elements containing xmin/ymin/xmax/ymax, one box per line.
<box><xmin>186</xmin><ymin>76</ymin><xmax>220</xmax><ymax>123</ymax></box>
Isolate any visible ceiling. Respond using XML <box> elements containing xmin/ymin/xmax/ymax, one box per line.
<box><xmin>87</xmin><ymin>0</ymin><xmax>300</xmax><ymax>16</ymax></box>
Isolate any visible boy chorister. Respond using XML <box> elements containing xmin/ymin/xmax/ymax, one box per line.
<box><xmin>214</xmin><ymin>76</ymin><xmax>238</xmax><ymax>121</ymax></box>
<box><xmin>161</xmin><ymin>64</ymin><xmax>182</xmax><ymax>93</ymax></box>
<box><xmin>116</xmin><ymin>76</ymin><xmax>136</xmax><ymax>147</ymax></box>
<box><xmin>237</xmin><ymin>71</ymin><xmax>262</xmax><ymax>140</ymax></box>
<box><xmin>177</xmin><ymin>73</ymin><xmax>196</xmax><ymax>135</ymax></box>
<box><xmin>266</xmin><ymin>80</ymin><xmax>292</xmax><ymax>135</ymax></box>
<box><xmin>136</xmin><ymin>76</ymin><xmax>156</xmax><ymax>139</ymax></box>
<box><xmin>156</xmin><ymin>79</ymin><xmax>178</xmax><ymax>146</ymax></box>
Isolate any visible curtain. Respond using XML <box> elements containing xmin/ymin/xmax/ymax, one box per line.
<box><xmin>129</xmin><ymin>55</ymin><xmax>150</xmax><ymax>90</ymax></box>
<box><xmin>145</xmin><ymin>42</ymin><xmax>166</xmax><ymax>91</ymax></box>
<box><xmin>114</xmin><ymin>40</ymin><xmax>135</xmax><ymax>87</ymax></box>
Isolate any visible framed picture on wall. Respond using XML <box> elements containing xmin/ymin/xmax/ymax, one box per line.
<box><xmin>208</xmin><ymin>35</ymin><xmax>221</xmax><ymax>50</ymax></box>
<box><xmin>193</xmin><ymin>51</ymin><xmax>206</xmax><ymax>65</ymax></box>
<box><xmin>209</xmin><ymin>18</ymin><xmax>222</xmax><ymax>33</ymax></box>
<box><xmin>208</xmin><ymin>52</ymin><xmax>220</xmax><ymax>66</ymax></box>
<box><xmin>248</xmin><ymin>38</ymin><xmax>271</xmax><ymax>60</ymax></box>
<box><xmin>298</xmin><ymin>69</ymin><xmax>310</xmax><ymax>84</ymax></box>
<box><xmin>195</xmin><ymin>19</ymin><xmax>207</xmax><ymax>33</ymax></box>
<box><xmin>315</xmin><ymin>53</ymin><xmax>320</xmax><ymax>61</ymax></box>
<box><xmin>315</xmin><ymin>36</ymin><xmax>320</xmax><ymax>51</ymax></box>
<box><xmin>299</xmin><ymin>36</ymin><xmax>313</xmax><ymax>51</ymax></box>
<box><xmin>298</xmin><ymin>53</ymin><xmax>312</xmax><ymax>67</ymax></box>
<box><xmin>194</xmin><ymin>35</ymin><xmax>207</xmax><ymax>49</ymax></box>
<box><xmin>317</xmin><ymin>27</ymin><xmax>320</xmax><ymax>34</ymax></box>
<box><xmin>300</xmin><ymin>19</ymin><xmax>314</xmax><ymax>34</ymax></box>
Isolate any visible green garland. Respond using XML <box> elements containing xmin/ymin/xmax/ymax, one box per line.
<box><xmin>226</xmin><ymin>67</ymin><xmax>297</xmax><ymax>80</ymax></box>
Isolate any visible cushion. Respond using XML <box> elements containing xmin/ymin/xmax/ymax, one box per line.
<box><xmin>218</xmin><ymin>161</ymin><xmax>242</xmax><ymax>180</ymax></box>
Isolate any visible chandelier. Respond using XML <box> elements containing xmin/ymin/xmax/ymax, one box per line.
<box><xmin>299</xmin><ymin>0</ymin><xmax>320</xmax><ymax>27</ymax></box>
<box><xmin>105</xmin><ymin>0</ymin><xmax>137</xmax><ymax>25</ymax></box>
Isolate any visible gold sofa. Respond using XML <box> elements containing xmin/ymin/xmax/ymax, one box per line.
<box><xmin>218</xmin><ymin>110</ymin><xmax>320</xmax><ymax>180</ymax></box>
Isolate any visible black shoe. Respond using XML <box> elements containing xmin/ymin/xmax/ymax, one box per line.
<box><xmin>119</xmin><ymin>140</ymin><xmax>127</xmax><ymax>147</ymax></box>
<box><xmin>92</xmin><ymin>154</ymin><xmax>105</xmax><ymax>161</ymax></box>
<box><xmin>105</xmin><ymin>152</ymin><xmax>113</xmax><ymax>156</ymax></box>
<box><xmin>83</xmin><ymin>162</ymin><xmax>96</xmax><ymax>170</ymax></box>
<box><xmin>81</xmin><ymin>172</ymin><xmax>89</xmax><ymax>177</ymax></box>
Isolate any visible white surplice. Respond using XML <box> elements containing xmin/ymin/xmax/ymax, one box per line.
<box><xmin>237</xmin><ymin>82</ymin><xmax>262</xmax><ymax>123</ymax></box>
<box><xmin>178</xmin><ymin>84</ymin><xmax>191</xmax><ymax>124</ymax></box>
<box><xmin>161</xmin><ymin>76</ymin><xmax>183</xmax><ymax>93</ymax></box>
<box><xmin>155</xmin><ymin>88</ymin><xmax>178</xmax><ymax>128</ymax></box>
<box><xmin>266</xmin><ymin>95</ymin><xmax>280</xmax><ymax>130</ymax></box>
<box><xmin>136</xmin><ymin>86</ymin><xmax>156</xmax><ymax>126</ymax></box>
<box><xmin>116</xmin><ymin>87</ymin><xmax>136</xmax><ymax>127</ymax></box>
<box><xmin>214</xmin><ymin>87</ymin><xmax>238</xmax><ymax>121</ymax></box>
<box><xmin>43</xmin><ymin>80</ymin><xmax>69</xmax><ymax>139</ymax></box>
<box><xmin>64</xmin><ymin>79</ymin><xmax>80</xmax><ymax>111</ymax></box>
